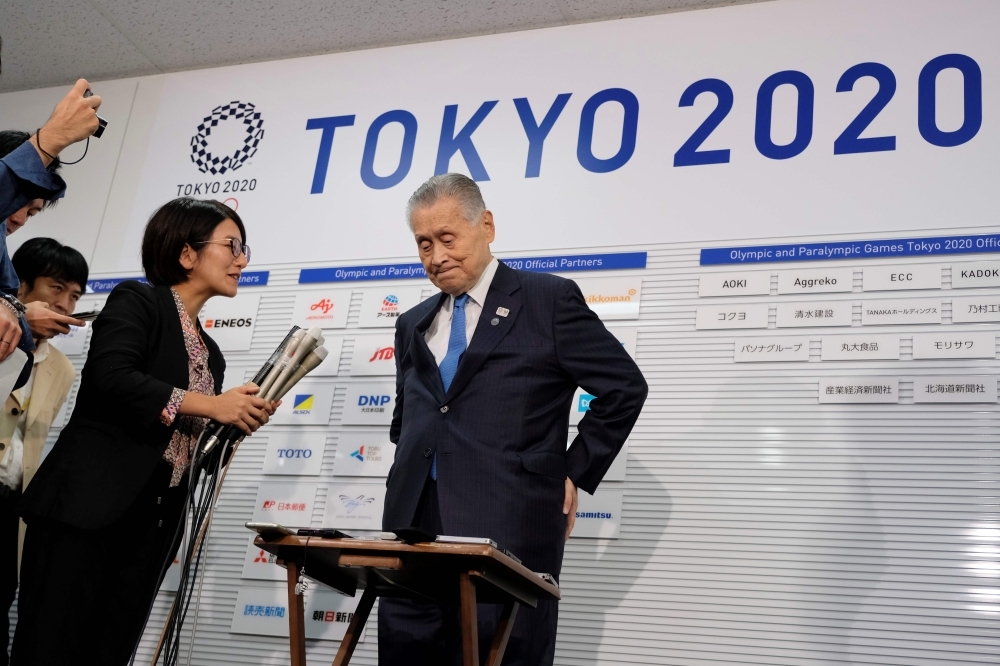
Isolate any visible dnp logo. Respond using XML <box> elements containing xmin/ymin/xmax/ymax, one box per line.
<box><xmin>190</xmin><ymin>101</ymin><xmax>264</xmax><ymax>175</ymax></box>
<box><xmin>293</xmin><ymin>394</ymin><xmax>315</xmax><ymax>414</ymax></box>
<box><xmin>578</xmin><ymin>394</ymin><xmax>595</xmax><ymax>412</ymax></box>
<box><xmin>358</xmin><ymin>394</ymin><xmax>391</xmax><ymax>413</ymax></box>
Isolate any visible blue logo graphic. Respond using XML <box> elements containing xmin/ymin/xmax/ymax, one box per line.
<box><xmin>339</xmin><ymin>495</ymin><xmax>375</xmax><ymax>514</ymax></box>
<box><xmin>578</xmin><ymin>394</ymin><xmax>595</xmax><ymax>412</ymax></box>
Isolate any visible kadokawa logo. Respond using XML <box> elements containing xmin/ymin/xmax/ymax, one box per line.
<box><xmin>190</xmin><ymin>101</ymin><xmax>264</xmax><ymax>175</ymax></box>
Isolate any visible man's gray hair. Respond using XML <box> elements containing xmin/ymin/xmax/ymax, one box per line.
<box><xmin>406</xmin><ymin>173</ymin><xmax>486</xmax><ymax>229</ymax></box>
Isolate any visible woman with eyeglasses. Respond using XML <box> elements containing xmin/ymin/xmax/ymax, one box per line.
<box><xmin>12</xmin><ymin>197</ymin><xmax>277</xmax><ymax>665</ymax></box>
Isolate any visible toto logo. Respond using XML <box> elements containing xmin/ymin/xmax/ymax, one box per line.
<box><xmin>190</xmin><ymin>101</ymin><xmax>265</xmax><ymax>175</ymax></box>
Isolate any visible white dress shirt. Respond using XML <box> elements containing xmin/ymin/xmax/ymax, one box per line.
<box><xmin>424</xmin><ymin>257</ymin><xmax>499</xmax><ymax>366</ymax></box>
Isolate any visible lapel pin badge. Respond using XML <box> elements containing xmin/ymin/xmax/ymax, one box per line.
<box><xmin>496</xmin><ymin>307</ymin><xmax>509</xmax><ymax>317</ymax></box>
<box><xmin>491</xmin><ymin>318</ymin><xmax>500</xmax><ymax>326</ymax></box>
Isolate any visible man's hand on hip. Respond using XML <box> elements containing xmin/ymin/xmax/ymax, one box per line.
<box><xmin>0</xmin><ymin>304</ymin><xmax>21</xmax><ymax>361</ymax></box>
<box><xmin>563</xmin><ymin>477</ymin><xmax>578</xmax><ymax>542</ymax></box>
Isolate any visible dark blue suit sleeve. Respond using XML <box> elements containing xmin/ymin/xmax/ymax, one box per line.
<box><xmin>0</xmin><ymin>142</ymin><xmax>67</xmax><ymax>220</ymax></box>
<box><xmin>390</xmin><ymin>318</ymin><xmax>405</xmax><ymax>445</ymax></box>
<box><xmin>555</xmin><ymin>279</ymin><xmax>647</xmax><ymax>494</ymax></box>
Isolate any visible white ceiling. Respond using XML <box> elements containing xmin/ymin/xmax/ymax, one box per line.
<box><xmin>0</xmin><ymin>0</ymin><xmax>771</xmax><ymax>93</ymax></box>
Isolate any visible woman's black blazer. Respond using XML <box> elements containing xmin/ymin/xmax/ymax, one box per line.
<box><xmin>20</xmin><ymin>281</ymin><xmax>225</xmax><ymax>530</ymax></box>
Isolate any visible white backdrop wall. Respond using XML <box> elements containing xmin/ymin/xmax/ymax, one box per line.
<box><xmin>3</xmin><ymin>1</ymin><xmax>1000</xmax><ymax>664</ymax></box>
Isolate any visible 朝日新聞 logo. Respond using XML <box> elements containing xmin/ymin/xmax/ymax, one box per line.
<box><xmin>190</xmin><ymin>101</ymin><xmax>264</xmax><ymax>175</ymax></box>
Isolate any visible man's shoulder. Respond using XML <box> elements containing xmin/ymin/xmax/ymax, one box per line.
<box><xmin>505</xmin><ymin>264</ymin><xmax>574</xmax><ymax>297</ymax></box>
<box><xmin>398</xmin><ymin>292</ymin><xmax>442</xmax><ymax>328</ymax></box>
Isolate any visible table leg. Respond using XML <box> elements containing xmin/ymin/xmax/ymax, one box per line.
<box><xmin>485</xmin><ymin>599</ymin><xmax>519</xmax><ymax>666</ymax></box>
<box><xmin>459</xmin><ymin>573</ymin><xmax>479</xmax><ymax>666</ymax></box>
<box><xmin>332</xmin><ymin>585</ymin><xmax>377</xmax><ymax>666</ymax></box>
<box><xmin>286</xmin><ymin>561</ymin><xmax>307</xmax><ymax>666</ymax></box>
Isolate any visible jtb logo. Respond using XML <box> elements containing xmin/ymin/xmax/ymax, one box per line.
<box><xmin>369</xmin><ymin>347</ymin><xmax>394</xmax><ymax>362</ymax></box>
<box><xmin>578</xmin><ymin>394</ymin><xmax>595</xmax><ymax>412</ymax></box>
<box><xmin>293</xmin><ymin>394</ymin><xmax>314</xmax><ymax>414</ymax></box>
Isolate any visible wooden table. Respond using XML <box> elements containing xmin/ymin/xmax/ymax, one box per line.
<box><xmin>255</xmin><ymin>535</ymin><xmax>561</xmax><ymax>666</ymax></box>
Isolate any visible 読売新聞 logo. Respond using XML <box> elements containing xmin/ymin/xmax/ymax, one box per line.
<box><xmin>190</xmin><ymin>101</ymin><xmax>264</xmax><ymax>175</ymax></box>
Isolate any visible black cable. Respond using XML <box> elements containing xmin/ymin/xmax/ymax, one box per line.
<box><xmin>34</xmin><ymin>127</ymin><xmax>89</xmax><ymax>165</ymax></box>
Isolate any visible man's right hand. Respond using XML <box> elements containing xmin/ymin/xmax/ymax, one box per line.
<box><xmin>25</xmin><ymin>301</ymin><xmax>85</xmax><ymax>339</ymax></box>
<box><xmin>211</xmin><ymin>384</ymin><xmax>279</xmax><ymax>436</ymax></box>
<box><xmin>31</xmin><ymin>79</ymin><xmax>102</xmax><ymax>164</ymax></box>
<box><xmin>0</xmin><ymin>304</ymin><xmax>22</xmax><ymax>362</ymax></box>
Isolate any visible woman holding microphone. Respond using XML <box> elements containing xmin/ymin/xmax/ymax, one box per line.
<box><xmin>12</xmin><ymin>198</ymin><xmax>275</xmax><ymax>665</ymax></box>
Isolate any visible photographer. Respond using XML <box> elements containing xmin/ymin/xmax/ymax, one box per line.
<box><xmin>0</xmin><ymin>80</ymin><xmax>102</xmax><ymax>366</ymax></box>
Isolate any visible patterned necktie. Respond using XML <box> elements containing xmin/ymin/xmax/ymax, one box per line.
<box><xmin>432</xmin><ymin>293</ymin><xmax>469</xmax><ymax>480</ymax></box>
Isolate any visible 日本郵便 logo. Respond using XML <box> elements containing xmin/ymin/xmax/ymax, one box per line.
<box><xmin>339</xmin><ymin>495</ymin><xmax>375</xmax><ymax>514</ymax></box>
<box><xmin>190</xmin><ymin>101</ymin><xmax>264</xmax><ymax>175</ymax></box>
<box><xmin>293</xmin><ymin>394</ymin><xmax>314</xmax><ymax>414</ymax></box>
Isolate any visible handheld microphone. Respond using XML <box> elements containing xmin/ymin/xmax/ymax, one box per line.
<box><xmin>258</xmin><ymin>329</ymin><xmax>306</xmax><ymax>397</ymax></box>
<box><xmin>264</xmin><ymin>327</ymin><xmax>323</xmax><ymax>401</ymax></box>
<box><xmin>272</xmin><ymin>347</ymin><xmax>328</xmax><ymax>401</ymax></box>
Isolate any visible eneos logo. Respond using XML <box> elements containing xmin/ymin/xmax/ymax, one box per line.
<box><xmin>204</xmin><ymin>317</ymin><xmax>252</xmax><ymax>328</ymax></box>
<box><xmin>293</xmin><ymin>394</ymin><xmax>314</xmax><ymax>414</ymax></box>
<box><xmin>190</xmin><ymin>101</ymin><xmax>264</xmax><ymax>175</ymax></box>
<box><xmin>358</xmin><ymin>395</ymin><xmax>391</xmax><ymax>413</ymax></box>
<box><xmin>369</xmin><ymin>347</ymin><xmax>394</xmax><ymax>362</ymax></box>
<box><xmin>339</xmin><ymin>494</ymin><xmax>375</xmax><ymax>514</ymax></box>
<box><xmin>578</xmin><ymin>394</ymin><xmax>595</xmax><ymax>412</ymax></box>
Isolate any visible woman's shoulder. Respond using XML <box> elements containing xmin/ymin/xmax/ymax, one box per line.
<box><xmin>100</xmin><ymin>280</ymin><xmax>176</xmax><ymax>323</ymax></box>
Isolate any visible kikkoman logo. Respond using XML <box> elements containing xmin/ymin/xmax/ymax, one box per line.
<box><xmin>190</xmin><ymin>101</ymin><xmax>264</xmax><ymax>175</ymax></box>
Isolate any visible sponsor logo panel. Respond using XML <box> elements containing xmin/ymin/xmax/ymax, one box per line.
<box><xmin>573</xmin><ymin>277</ymin><xmax>642</xmax><ymax>320</ymax></box>
<box><xmin>323</xmin><ymin>482</ymin><xmax>385</xmax><ymax>530</ymax></box>
<box><xmin>357</xmin><ymin>287</ymin><xmax>423</xmax><ymax>328</ymax></box>
<box><xmin>251</xmin><ymin>482</ymin><xmax>318</xmax><ymax>528</ymax></box>
<box><xmin>262</xmin><ymin>432</ymin><xmax>326</xmax><ymax>476</ymax></box>
<box><xmin>292</xmin><ymin>289</ymin><xmax>353</xmax><ymax>329</ymax></box>
<box><xmin>271</xmin><ymin>382</ymin><xmax>335</xmax><ymax>425</ymax></box>
<box><xmin>334</xmin><ymin>432</ymin><xmax>395</xmax><ymax>477</ymax></box>
<box><xmin>342</xmin><ymin>383</ymin><xmax>395</xmax><ymax>426</ymax></box>
<box><xmin>572</xmin><ymin>487</ymin><xmax>624</xmax><ymax>539</ymax></box>
<box><xmin>350</xmin><ymin>334</ymin><xmax>396</xmax><ymax>376</ymax></box>
<box><xmin>241</xmin><ymin>535</ymin><xmax>285</xmax><ymax>581</ymax></box>
<box><xmin>198</xmin><ymin>293</ymin><xmax>261</xmax><ymax>351</ymax></box>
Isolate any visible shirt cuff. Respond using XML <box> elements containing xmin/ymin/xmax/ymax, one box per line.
<box><xmin>160</xmin><ymin>388</ymin><xmax>186</xmax><ymax>426</ymax></box>
<box><xmin>2</xmin><ymin>142</ymin><xmax>68</xmax><ymax>197</ymax></box>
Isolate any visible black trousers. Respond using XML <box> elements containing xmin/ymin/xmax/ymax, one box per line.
<box><xmin>378</xmin><ymin>479</ymin><xmax>559</xmax><ymax>666</ymax></box>
<box><xmin>0</xmin><ymin>486</ymin><xmax>21</xmax><ymax>666</ymax></box>
<box><xmin>11</xmin><ymin>462</ymin><xmax>188</xmax><ymax>666</ymax></box>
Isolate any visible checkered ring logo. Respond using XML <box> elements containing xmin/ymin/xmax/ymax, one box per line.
<box><xmin>190</xmin><ymin>101</ymin><xmax>264</xmax><ymax>175</ymax></box>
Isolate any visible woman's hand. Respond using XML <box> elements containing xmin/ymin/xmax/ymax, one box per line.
<box><xmin>211</xmin><ymin>384</ymin><xmax>278</xmax><ymax>435</ymax></box>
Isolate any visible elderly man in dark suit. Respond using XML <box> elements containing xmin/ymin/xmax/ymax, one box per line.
<box><xmin>379</xmin><ymin>173</ymin><xmax>648</xmax><ymax>665</ymax></box>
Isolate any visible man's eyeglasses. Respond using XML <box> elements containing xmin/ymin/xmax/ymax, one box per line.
<box><xmin>196</xmin><ymin>237</ymin><xmax>251</xmax><ymax>263</ymax></box>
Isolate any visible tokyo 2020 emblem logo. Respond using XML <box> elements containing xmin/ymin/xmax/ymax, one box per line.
<box><xmin>190</xmin><ymin>101</ymin><xmax>264</xmax><ymax>175</ymax></box>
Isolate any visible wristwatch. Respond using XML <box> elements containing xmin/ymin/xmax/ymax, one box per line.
<box><xmin>0</xmin><ymin>294</ymin><xmax>26</xmax><ymax>317</ymax></box>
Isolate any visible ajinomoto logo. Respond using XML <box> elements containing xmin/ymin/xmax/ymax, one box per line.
<box><xmin>190</xmin><ymin>101</ymin><xmax>264</xmax><ymax>175</ymax></box>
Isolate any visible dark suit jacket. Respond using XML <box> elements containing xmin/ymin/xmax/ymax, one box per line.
<box><xmin>382</xmin><ymin>261</ymin><xmax>647</xmax><ymax>578</ymax></box>
<box><xmin>19</xmin><ymin>281</ymin><xmax>225</xmax><ymax>530</ymax></box>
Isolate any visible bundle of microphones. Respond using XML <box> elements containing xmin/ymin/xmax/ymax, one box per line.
<box><xmin>151</xmin><ymin>326</ymin><xmax>328</xmax><ymax>666</ymax></box>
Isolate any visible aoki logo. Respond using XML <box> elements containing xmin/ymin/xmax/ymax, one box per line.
<box><xmin>339</xmin><ymin>494</ymin><xmax>375</xmax><ymax>514</ymax></box>
<box><xmin>190</xmin><ymin>101</ymin><xmax>264</xmax><ymax>175</ymax></box>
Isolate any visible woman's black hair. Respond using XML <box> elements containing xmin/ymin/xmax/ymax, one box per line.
<box><xmin>0</xmin><ymin>130</ymin><xmax>62</xmax><ymax>206</ymax></box>
<box><xmin>141</xmin><ymin>197</ymin><xmax>246</xmax><ymax>287</ymax></box>
<box><xmin>11</xmin><ymin>237</ymin><xmax>89</xmax><ymax>291</ymax></box>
